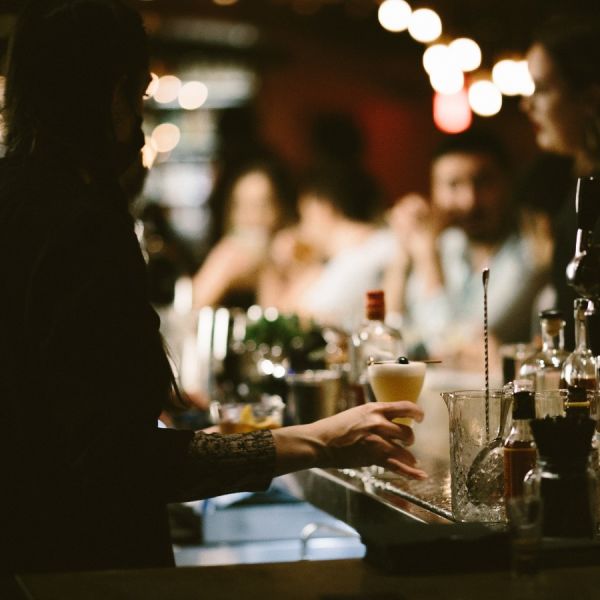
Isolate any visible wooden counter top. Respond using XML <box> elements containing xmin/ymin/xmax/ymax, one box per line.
<box><xmin>14</xmin><ymin>557</ymin><xmax>600</xmax><ymax>600</ymax></box>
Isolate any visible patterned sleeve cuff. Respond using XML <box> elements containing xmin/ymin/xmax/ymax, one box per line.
<box><xmin>181</xmin><ymin>429</ymin><xmax>276</xmax><ymax>499</ymax></box>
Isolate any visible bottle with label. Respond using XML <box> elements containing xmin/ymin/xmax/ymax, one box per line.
<box><xmin>504</xmin><ymin>380</ymin><xmax>537</xmax><ymax>501</ymax></box>
<box><xmin>349</xmin><ymin>290</ymin><xmax>405</xmax><ymax>405</ymax></box>
<box><xmin>560</xmin><ymin>298</ymin><xmax>597</xmax><ymax>391</ymax></box>
<box><xmin>519</xmin><ymin>310</ymin><xmax>569</xmax><ymax>391</ymax></box>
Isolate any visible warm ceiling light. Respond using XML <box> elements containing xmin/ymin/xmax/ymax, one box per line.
<box><xmin>178</xmin><ymin>81</ymin><xmax>209</xmax><ymax>110</ymax></box>
<box><xmin>492</xmin><ymin>59</ymin><xmax>522</xmax><ymax>96</ymax></box>
<box><xmin>433</xmin><ymin>90</ymin><xmax>472</xmax><ymax>134</ymax></box>
<box><xmin>517</xmin><ymin>60</ymin><xmax>535</xmax><ymax>96</ymax></box>
<box><xmin>153</xmin><ymin>75</ymin><xmax>182</xmax><ymax>104</ymax></box>
<box><xmin>213</xmin><ymin>0</ymin><xmax>238</xmax><ymax>5</ymax></box>
<box><xmin>378</xmin><ymin>0</ymin><xmax>412</xmax><ymax>33</ymax></box>
<box><xmin>151</xmin><ymin>123</ymin><xmax>181</xmax><ymax>153</ymax></box>
<box><xmin>408</xmin><ymin>8</ymin><xmax>442</xmax><ymax>43</ymax></box>
<box><xmin>430</xmin><ymin>68</ymin><xmax>464</xmax><ymax>95</ymax></box>
<box><xmin>144</xmin><ymin>73</ymin><xmax>160</xmax><ymax>99</ymax></box>
<box><xmin>141</xmin><ymin>142</ymin><xmax>158</xmax><ymax>169</ymax></box>
<box><xmin>468</xmin><ymin>80</ymin><xmax>502</xmax><ymax>116</ymax></box>
<box><xmin>423</xmin><ymin>44</ymin><xmax>450</xmax><ymax>75</ymax></box>
<box><xmin>448</xmin><ymin>38</ymin><xmax>481</xmax><ymax>72</ymax></box>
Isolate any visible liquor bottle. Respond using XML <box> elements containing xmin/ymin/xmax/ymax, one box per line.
<box><xmin>564</xmin><ymin>385</ymin><xmax>592</xmax><ymax>419</ymax></box>
<box><xmin>519</xmin><ymin>310</ymin><xmax>569</xmax><ymax>392</ymax></box>
<box><xmin>504</xmin><ymin>380</ymin><xmax>537</xmax><ymax>501</ymax></box>
<box><xmin>566</xmin><ymin>176</ymin><xmax>600</xmax><ymax>301</ymax></box>
<box><xmin>349</xmin><ymin>290</ymin><xmax>405</xmax><ymax>405</ymax></box>
<box><xmin>560</xmin><ymin>298</ymin><xmax>597</xmax><ymax>391</ymax></box>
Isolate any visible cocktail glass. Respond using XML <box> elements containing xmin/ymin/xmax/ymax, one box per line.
<box><xmin>367</xmin><ymin>360</ymin><xmax>426</xmax><ymax>425</ymax></box>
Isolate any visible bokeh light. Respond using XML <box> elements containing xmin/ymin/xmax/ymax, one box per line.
<box><xmin>408</xmin><ymin>8</ymin><xmax>442</xmax><ymax>43</ymax></box>
<box><xmin>492</xmin><ymin>59</ymin><xmax>522</xmax><ymax>96</ymax></box>
<box><xmin>151</xmin><ymin>123</ymin><xmax>181</xmax><ymax>153</ymax></box>
<box><xmin>423</xmin><ymin>44</ymin><xmax>451</xmax><ymax>75</ymax></box>
<box><xmin>153</xmin><ymin>75</ymin><xmax>182</xmax><ymax>104</ymax></box>
<box><xmin>468</xmin><ymin>80</ymin><xmax>502</xmax><ymax>116</ymax></box>
<box><xmin>517</xmin><ymin>60</ymin><xmax>535</xmax><ymax>96</ymax></box>
<box><xmin>448</xmin><ymin>38</ymin><xmax>481</xmax><ymax>72</ymax></box>
<box><xmin>433</xmin><ymin>90</ymin><xmax>472</xmax><ymax>133</ymax></box>
<box><xmin>378</xmin><ymin>0</ymin><xmax>412</xmax><ymax>33</ymax></box>
<box><xmin>178</xmin><ymin>81</ymin><xmax>209</xmax><ymax>110</ymax></box>
<box><xmin>144</xmin><ymin>72</ymin><xmax>159</xmax><ymax>100</ymax></box>
<box><xmin>141</xmin><ymin>141</ymin><xmax>158</xmax><ymax>169</ymax></box>
<box><xmin>430</xmin><ymin>67</ymin><xmax>464</xmax><ymax>95</ymax></box>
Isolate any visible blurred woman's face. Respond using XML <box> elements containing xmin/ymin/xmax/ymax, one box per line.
<box><xmin>521</xmin><ymin>43</ymin><xmax>586</xmax><ymax>157</ymax></box>
<box><xmin>228</xmin><ymin>171</ymin><xmax>281</xmax><ymax>232</ymax></box>
<box><xmin>297</xmin><ymin>193</ymin><xmax>335</xmax><ymax>252</ymax></box>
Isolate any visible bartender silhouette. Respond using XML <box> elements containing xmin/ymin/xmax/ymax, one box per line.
<box><xmin>0</xmin><ymin>0</ymin><xmax>425</xmax><ymax>573</ymax></box>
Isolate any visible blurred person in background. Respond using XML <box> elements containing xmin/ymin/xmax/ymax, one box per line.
<box><xmin>384</xmin><ymin>130</ymin><xmax>548</xmax><ymax>369</ymax></box>
<box><xmin>1</xmin><ymin>0</ymin><xmax>426</xmax><ymax>574</ymax></box>
<box><xmin>204</xmin><ymin>105</ymin><xmax>274</xmax><ymax>253</ymax></box>
<box><xmin>260</xmin><ymin>161</ymin><xmax>393</xmax><ymax>330</ymax></box>
<box><xmin>191</xmin><ymin>157</ymin><xmax>296</xmax><ymax>309</ymax></box>
<box><xmin>521</xmin><ymin>12</ymin><xmax>600</xmax><ymax>353</ymax></box>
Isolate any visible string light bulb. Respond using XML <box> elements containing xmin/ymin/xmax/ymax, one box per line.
<box><xmin>378</xmin><ymin>0</ymin><xmax>411</xmax><ymax>33</ymax></box>
<box><xmin>433</xmin><ymin>90</ymin><xmax>472</xmax><ymax>133</ymax></box>
<box><xmin>423</xmin><ymin>44</ymin><xmax>451</xmax><ymax>75</ymax></box>
<box><xmin>430</xmin><ymin>67</ymin><xmax>464</xmax><ymax>95</ymax></box>
<box><xmin>468</xmin><ymin>80</ymin><xmax>502</xmax><ymax>116</ymax></box>
<box><xmin>408</xmin><ymin>8</ymin><xmax>442</xmax><ymax>43</ymax></box>
<box><xmin>448</xmin><ymin>38</ymin><xmax>481</xmax><ymax>72</ymax></box>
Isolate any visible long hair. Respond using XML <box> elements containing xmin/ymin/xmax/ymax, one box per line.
<box><xmin>533</xmin><ymin>13</ymin><xmax>600</xmax><ymax>93</ymax></box>
<box><xmin>3</xmin><ymin>0</ymin><xmax>148</xmax><ymax>179</ymax></box>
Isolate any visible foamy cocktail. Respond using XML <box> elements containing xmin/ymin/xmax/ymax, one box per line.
<box><xmin>367</xmin><ymin>359</ymin><xmax>426</xmax><ymax>425</ymax></box>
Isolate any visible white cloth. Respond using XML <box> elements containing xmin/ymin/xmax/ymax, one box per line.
<box><xmin>404</xmin><ymin>228</ymin><xmax>546</xmax><ymax>354</ymax></box>
<box><xmin>302</xmin><ymin>228</ymin><xmax>395</xmax><ymax>331</ymax></box>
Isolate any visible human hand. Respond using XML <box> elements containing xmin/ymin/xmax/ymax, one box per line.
<box><xmin>387</xmin><ymin>194</ymin><xmax>438</xmax><ymax>263</ymax></box>
<box><xmin>272</xmin><ymin>402</ymin><xmax>427</xmax><ymax>480</ymax></box>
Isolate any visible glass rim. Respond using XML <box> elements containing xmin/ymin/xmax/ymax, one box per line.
<box><xmin>441</xmin><ymin>388</ymin><xmax>506</xmax><ymax>397</ymax></box>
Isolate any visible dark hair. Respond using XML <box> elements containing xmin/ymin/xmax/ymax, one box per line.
<box><xmin>514</xmin><ymin>152</ymin><xmax>574</xmax><ymax>216</ymax></box>
<box><xmin>223</xmin><ymin>156</ymin><xmax>298</xmax><ymax>227</ymax></box>
<box><xmin>3</xmin><ymin>0</ymin><xmax>148</xmax><ymax>173</ymax></box>
<box><xmin>533</xmin><ymin>12</ymin><xmax>600</xmax><ymax>92</ymax></box>
<box><xmin>432</xmin><ymin>129</ymin><xmax>511</xmax><ymax>171</ymax></box>
<box><xmin>299</xmin><ymin>163</ymin><xmax>381</xmax><ymax>223</ymax></box>
<box><xmin>309</xmin><ymin>111</ymin><xmax>365</xmax><ymax>166</ymax></box>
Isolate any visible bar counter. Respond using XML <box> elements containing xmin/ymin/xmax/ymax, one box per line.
<box><xmin>15</xmin><ymin>369</ymin><xmax>600</xmax><ymax>599</ymax></box>
<box><xmin>14</xmin><ymin>556</ymin><xmax>600</xmax><ymax>600</ymax></box>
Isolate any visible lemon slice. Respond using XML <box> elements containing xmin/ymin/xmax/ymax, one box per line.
<box><xmin>238</xmin><ymin>404</ymin><xmax>255</xmax><ymax>425</ymax></box>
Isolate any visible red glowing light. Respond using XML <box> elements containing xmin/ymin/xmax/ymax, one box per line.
<box><xmin>433</xmin><ymin>90</ymin><xmax>472</xmax><ymax>133</ymax></box>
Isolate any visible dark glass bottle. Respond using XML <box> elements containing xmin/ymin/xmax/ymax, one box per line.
<box><xmin>566</xmin><ymin>176</ymin><xmax>600</xmax><ymax>301</ymax></box>
<box><xmin>565</xmin><ymin>385</ymin><xmax>592</xmax><ymax>419</ymax></box>
<box><xmin>560</xmin><ymin>298</ymin><xmax>597</xmax><ymax>391</ymax></box>
<box><xmin>503</xmin><ymin>381</ymin><xmax>537</xmax><ymax>501</ymax></box>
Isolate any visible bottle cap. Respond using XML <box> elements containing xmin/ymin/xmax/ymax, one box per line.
<box><xmin>539</xmin><ymin>309</ymin><xmax>563</xmax><ymax>321</ymax></box>
<box><xmin>365</xmin><ymin>289</ymin><xmax>385</xmax><ymax>320</ymax></box>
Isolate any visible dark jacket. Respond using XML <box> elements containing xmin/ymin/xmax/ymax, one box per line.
<box><xmin>0</xmin><ymin>155</ymin><xmax>195</xmax><ymax>572</ymax></box>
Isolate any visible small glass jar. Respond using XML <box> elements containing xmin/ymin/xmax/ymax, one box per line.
<box><xmin>524</xmin><ymin>456</ymin><xmax>597</xmax><ymax>538</ymax></box>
